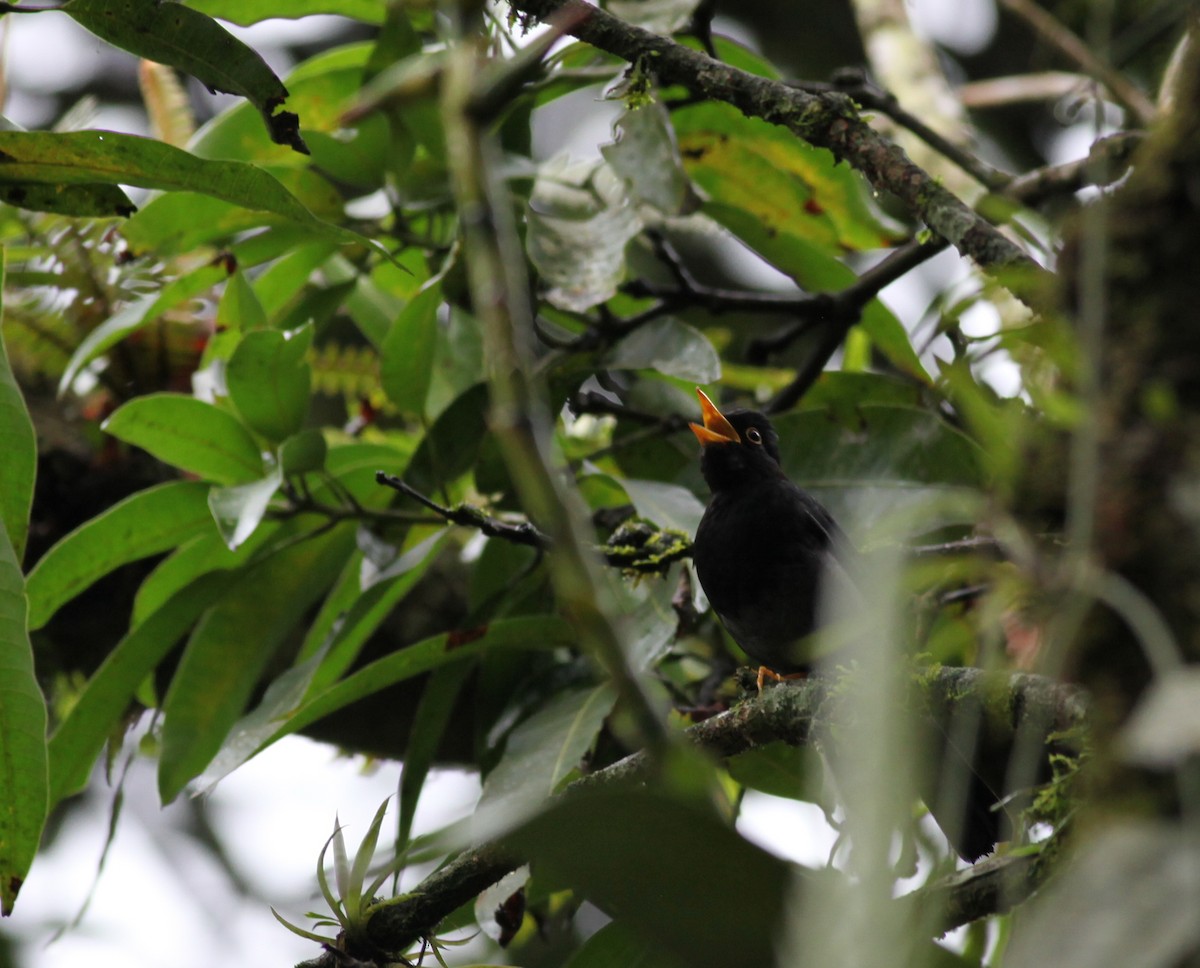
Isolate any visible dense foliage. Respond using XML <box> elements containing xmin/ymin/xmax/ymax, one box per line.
<box><xmin>1</xmin><ymin>1</ymin><xmax>1197</xmax><ymax>967</ymax></box>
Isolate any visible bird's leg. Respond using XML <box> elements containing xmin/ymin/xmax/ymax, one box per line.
<box><xmin>756</xmin><ymin>666</ymin><xmax>808</xmax><ymax>692</ymax></box>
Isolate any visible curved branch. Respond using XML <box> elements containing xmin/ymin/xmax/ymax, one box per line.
<box><xmin>508</xmin><ymin>0</ymin><xmax>1052</xmax><ymax>302</ymax></box>
<box><xmin>296</xmin><ymin>668</ymin><xmax>1085</xmax><ymax>966</ymax></box>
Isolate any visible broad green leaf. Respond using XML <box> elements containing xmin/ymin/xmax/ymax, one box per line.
<box><xmin>103</xmin><ymin>394</ymin><xmax>264</xmax><ymax>484</ymax></box>
<box><xmin>774</xmin><ymin>404</ymin><xmax>985</xmax><ymax>538</ymax></box>
<box><xmin>398</xmin><ymin>662</ymin><xmax>470</xmax><ymax>850</ymax></box>
<box><xmin>62</xmin><ymin>0</ymin><xmax>306</xmax><ymax>152</ymax></box>
<box><xmin>526</xmin><ymin>156</ymin><xmax>640</xmax><ymax>312</ymax></box>
<box><xmin>183</xmin><ymin>0</ymin><xmax>388</xmax><ymax>25</ymax></box>
<box><xmin>225</xmin><ymin>324</ymin><xmax>313</xmax><ymax>441</ymax></box>
<box><xmin>192</xmin><ymin>636</ymin><xmax>334</xmax><ymax>794</ymax></box>
<box><xmin>279</xmin><ymin>429</ymin><xmax>327</xmax><ymax>475</ymax></box>
<box><xmin>297</xmin><ymin>531</ymin><xmax>448</xmax><ymax>690</ymax></box>
<box><xmin>266</xmin><ymin>616</ymin><xmax>577</xmax><ymax>746</ymax></box>
<box><xmin>132</xmin><ymin>526</ymin><xmax>284</xmax><ymax>626</ymax></box>
<box><xmin>207</xmin><ymin>467</ymin><xmax>283</xmax><ymax>550</ymax></box>
<box><xmin>121</xmin><ymin>167</ymin><xmax>344</xmax><ymax>255</ymax></box>
<box><xmin>381</xmin><ymin>282</ymin><xmax>441</xmax><ymax>416</ymax></box>
<box><xmin>605</xmin><ymin>317</ymin><xmax>720</xmax><ymax>384</ymax></box>
<box><xmin>0</xmin><ymin>253</ymin><xmax>36</xmax><ymax>563</ymax></box>
<box><xmin>46</xmin><ymin>572</ymin><xmax>234</xmax><ymax>806</ymax></box>
<box><xmin>503</xmin><ymin>789</ymin><xmax>793</xmax><ymax>968</ymax></box>
<box><xmin>158</xmin><ymin>526</ymin><xmax>355</xmax><ymax>801</ymax></box>
<box><xmin>477</xmin><ymin>684</ymin><xmax>617</xmax><ymax>836</ymax></box>
<box><xmin>189</xmin><ymin>45</ymin><xmax>373</xmax><ymax>166</ymax></box>
<box><xmin>673</xmin><ymin>101</ymin><xmax>901</xmax><ymax>252</ymax></box>
<box><xmin>217</xmin><ymin>270</ymin><xmax>268</xmax><ymax>332</ymax></box>
<box><xmin>565</xmin><ymin>921</ymin><xmax>681</xmax><ymax>968</ymax></box>
<box><xmin>0</xmin><ymin>180</ymin><xmax>135</xmax><ymax>218</ymax></box>
<box><xmin>252</xmin><ymin>242</ymin><xmax>338</xmax><ymax>319</ymax></box>
<box><xmin>727</xmin><ymin>742</ymin><xmax>827</xmax><ymax>804</ymax></box>
<box><xmin>0</xmin><ymin>515</ymin><xmax>47</xmax><ymax>916</ymax></box>
<box><xmin>404</xmin><ymin>382</ymin><xmax>490</xmax><ymax>495</ymax></box>
<box><xmin>0</xmin><ymin>131</ymin><xmax>373</xmax><ymax>251</ymax></box>
<box><xmin>25</xmin><ymin>481</ymin><xmax>213</xmax><ymax>631</ymax></box>
<box><xmin>58</xmin><ymin>261</ymin><xmax>231</xmax><ymax>395</ymax></box>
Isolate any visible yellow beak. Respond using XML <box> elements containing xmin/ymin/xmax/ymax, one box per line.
<box><xmin>689</xmin><ymin>388</ymin><xmax>739</xmax><ymax>447</ymax></box>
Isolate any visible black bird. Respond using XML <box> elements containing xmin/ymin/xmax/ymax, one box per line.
<box><xmin>690</xmin><ymin>387</ymin><xmax>855</xmax><ymax>689</ymax></box>
<box><xmin>689</xmin><ymin>387</ymin><xmax>1026</xmax><ymax>862</ymax></box>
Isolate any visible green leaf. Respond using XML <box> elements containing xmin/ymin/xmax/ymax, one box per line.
<box><xmin>673</xmin><ymin>101</ymin><xmax>902</xmax><ymax>252</ymax></box>
<box><xmin>398</xmin><ymin>663</ymin><xmax>470</xmax><ymax>850</ymax></box>
<box><xmin>727</xmin><ymin>742</ymin><xmax>827</xmax><ymax>804</ymax></box>
<box><xmin>266</xmin><ymin>616</ymin><xmax>577</xmax><ymax>747</ymax></box>
<box><xmin>0</xmin><ymin>131</ymin><xmax>379</xmax><ymax>253</ymax></box>
<box><xmin>565</xmin><ymin>922</ymin><xmax>682</xmax><ymax>968</ymax></box>
<box><xmin>0</xmin><ymin>180</ymin><xmax>135</xmax><ymax>218</ymax></box>
<box><xmin>183</xmin><ymin>0</ymin><xmax>388</xmax><ymax>25</ymax></box>
<box><xmin>217</xmin><ymin>270</ymin><xmax>268</xmax><ymax>331</ymax></box>
<box><xmin>207</xmin><ymin>467</ymin><xmax>283</xmax><ymax>550</ymax></box>
<box><xmin>774</xmin><ymin>405</ymin><xmax>985</xmax><ymax>538</ymax></box>
<box><xmin>526</xmin><ymin>157</ymin><xmax>640</xmax><ymax>312</ymax></box>
<box><xmin>476</xmin><ymin>684</ymin><xmax>617</xmax><ymax>835</ymax></box>
<box><xmin>131</xmin><ymin>525</ymin><xmax>280</xmax><ymax>626</ymax></box>
<box><xmin>605</xmin><ymin>317</ymin><xmax>720</xmax><ymax>384</ymax></box>
<box><xmin>103</xmin><ymin>393</ymin><xmax>264</xmax><ymax>484</ymax></box>
<box><xmin>279</xmin><ymin>429</ymin><xmax>328</xmax><ymax>475</ymax></box>
<box><xmin>381</xmin><ymin>282</ymin><xmax>441</xmax><ymax>416</ymax></box>
<box><xmin>120</xmin><ymin>168</ymin><xmax>343</xmax><ymax>256</ymax></box>
<box><xmin>0</xmin><ymin>515</ymin><xmax>48</xmax><ymax>916</ymax></box>
<box><xmin>404</xmin><ymin>382</ymin><xmax>490</xmax><ymax>495</ymax></box>
<box><xmin>62</xmin><ymin>0</ymin><xmax>307</xmax><ymax>153</ymax></box>
<box><xmin>46</xmin><ymin>572</ymin><xmax>234</xmax><ymax>806</ymax></box>
<box><xmin>158</xmin><ymin>527</ymin><xmax>355</xmax><ymax>802</ymax></box>
<box><xmin>25</xmin><ymin>481</ymin><xmax>214</xmax><ymax>631</ymax></box>
<box><xmin>502</xmin><ymin>789</ymin><xmax>792</xmax><ymax>968</ymax></box>
<box><xmin>58</xmin><ymin>262</ymin><xmax>231</xmax><ymax>395</ymax></box>
<box><xmin>0</xmin><ymin>252</ymin><xmax>36</xmax><ymax>563</ymax></box>
<box><xmin>225</xmin><ymin>324</ymin><xmax>313</xmax><ymax>441</ymax></box>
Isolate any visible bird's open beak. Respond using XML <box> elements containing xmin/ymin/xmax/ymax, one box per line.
<box><xmin>690</xmin><ymin>388</ymin><xmax>739</xmax><ymax>447</ymax></box>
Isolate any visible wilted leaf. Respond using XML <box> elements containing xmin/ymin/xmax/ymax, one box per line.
<box><xmin>207</xmin><ymin>468</ymin><xmax>284</xmax><ymax>550</ymax></box>
<box><xmin>526</xmin><ymin>156</ymin><xmax>640</xmax><ymax>312</ymax></box>
<box><xmin>603</xmin><ymin>102</ymin><xmax>695</xmax><ymax>215</ymax></box>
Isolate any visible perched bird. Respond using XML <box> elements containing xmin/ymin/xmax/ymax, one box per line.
<box><xmin>690</xmin><ymin>388</ymin><xmax>854</xmax><ymax>689</ymax></box>
<box><xmin>689</xmin><ymin>387</ymin><xmax>1024</xmax><ymax>862</ymax></box>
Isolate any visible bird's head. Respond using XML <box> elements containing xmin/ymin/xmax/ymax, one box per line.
<box><xmin>690</xmin><ymin>388</ymin><xmax>784</xmax><ymax>491</ymax></box>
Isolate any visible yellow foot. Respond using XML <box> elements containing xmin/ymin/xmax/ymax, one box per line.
<box><xmin>756</xmin><ymin>666</ymin><xmax>808</xmax><ymax>692</ymax></box>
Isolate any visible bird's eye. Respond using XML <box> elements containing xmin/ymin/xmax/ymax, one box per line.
<box><xmin>746</xmin><ymin>428</ymin><xmax>763</xmax><ymax>445</ymax></box>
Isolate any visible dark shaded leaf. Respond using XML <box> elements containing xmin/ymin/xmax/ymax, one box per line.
<box><xmin>63</xmin><ymin>0</ymin><xmax>308</xmax><ymax>152</ymax></box>
<box><xmin>0</xmin><ymin>255</ymin><xmax>36</xmax><ymax>563</ymax></box>
<box><xmin>25</xmin><ymin>481</ymin><xmax>214</xmax><ymax>631</ymax></box>
<box><xmin>0</xmin><ymin>516</ymin><xmax>47</xmax><ymax>916</ymax></box>
<box><xmin>0</xmin><ymin>179</ymin><xmax>135</xmax><ymax>217</ymax></box>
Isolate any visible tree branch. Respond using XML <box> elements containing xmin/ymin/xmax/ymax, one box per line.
<box><xmin>295</xmin><ymin>668</ymin><xmax>1085</xmax><ymax>965</ymax></box>
<box><xmin>508</xmin><ymin>0</ymin><xmax>1051</xmax><ymax>302</ymax></box>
